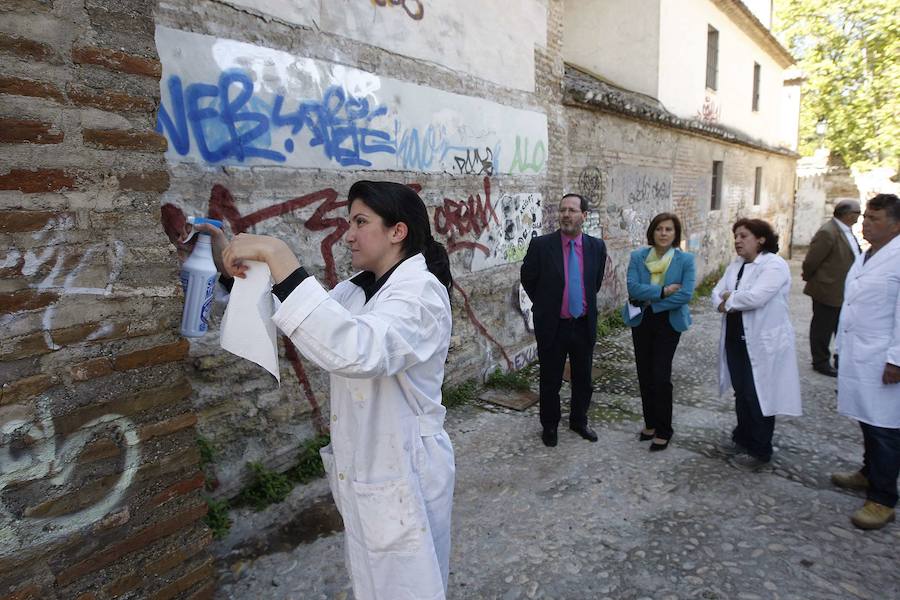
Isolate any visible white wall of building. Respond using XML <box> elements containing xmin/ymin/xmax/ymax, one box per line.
<box><xmin>779</xmin><ymin>76</ymin><xmax>802</xmax><ymax>151</ymax></box>
<box><xmin>221</xmin><ymin>0</ymin><xmax>548</xmax><ymax>92</ymax></box>
<box><xmin>741</xmin><ymin>0</ymin><xmax>773</xmax><ymax>28</ymax></box>
<box><xmin>562</xmin><ymin>0</ymin><xmax>660</xmax><ymax>97</ymax></box>
<box><xmin>657</xmin><ymin>0</ymin><xmax>788</xmax><ymax>147</ymax></box>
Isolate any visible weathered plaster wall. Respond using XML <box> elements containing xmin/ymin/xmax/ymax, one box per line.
<box><xmin>562</xmin><ymin>105</ymin><xmax>797</xmax><ymax>294</ymax></box>
<box><xmin>152</xmin><ymin>0</ymin><xmax>559</xmax><ymax>497</ymax></box>
<box><xmin>0</xmin><ymin>0</ymin><xmax>212</xmax><ymax>597</ymax></box>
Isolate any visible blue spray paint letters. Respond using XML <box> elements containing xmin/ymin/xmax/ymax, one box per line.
<box><xmin>157</xmin><ymin>71</ymin><xmax>283</xmax><ymax>163</ymax></box>
<box><xmin>157</xmin><ymin>72</ymin><xmax>396</xmax><ymax>167</ymax></box>
<box><xmin>271</xmin><ymin>86</ymin><xmax>394</xmax><ymax>167</ymax></box>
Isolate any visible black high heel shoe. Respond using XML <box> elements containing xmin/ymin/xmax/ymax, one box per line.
<box><xmin>639</xmin><ymin>429</ymin><xmax>655</xmax><ymax>441</ymax></box>
<box><xmin>649</xmin><ymin>437</ymin><xmax>670</xmax><ymax>452</ymax></box>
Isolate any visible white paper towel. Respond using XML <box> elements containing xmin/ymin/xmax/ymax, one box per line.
<box><xmin>220</xmin><ymin>261</ymin><xmax>280</xmax><ymax>382</ymax></box>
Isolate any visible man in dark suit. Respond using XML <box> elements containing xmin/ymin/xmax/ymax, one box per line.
<box><xmin>802</xmin><ymin>199</ymin><xmax>862</xmax><ymax>376</ymax></box>
<box><xmin>521</xmin><ymin>193</ymin><xmax>607</xmax><ymax>447</ymax></box>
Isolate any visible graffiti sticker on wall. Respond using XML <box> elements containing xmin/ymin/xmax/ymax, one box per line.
<box><xmin>155</xmin><ymin>27</ymin><xmax>548</xmax><ymax>174</ymax></box>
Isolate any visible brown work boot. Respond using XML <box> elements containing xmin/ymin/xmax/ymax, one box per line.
<box><xmin>850</xmin><ymin>501</ymin><xmax>896</xmax><ymax>530</ymax></box>
<box><xmin>830</xmin><ymin>470</ymin><xmax>869</xmax><ymax>491</ymax></box>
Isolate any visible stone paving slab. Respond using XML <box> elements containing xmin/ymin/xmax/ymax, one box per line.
<box><xmin>479</xmin><ymin>388</ymin><xmax>539</xmax><ymax>411</ymax></box>
<box><xmin>214</xmin><ymin>259</ymin><xmax>900</xmax><ymax>600</ymax></box>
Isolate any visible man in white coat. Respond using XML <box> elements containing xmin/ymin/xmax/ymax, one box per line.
<box><xmin>831</xmin><ymin>193</ymin><xmax>900</xmax><ymax>530</ymax></box>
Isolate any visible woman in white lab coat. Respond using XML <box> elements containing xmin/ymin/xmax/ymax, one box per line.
<box><xmin>216</xmin><ymin>181</ymin><xmax>455</xmax><ymax>600</ymax></box>
<box><xmin>711</xmin><ymin>218</ymin><xmax>802</xmax><ymax>472</ymax></box>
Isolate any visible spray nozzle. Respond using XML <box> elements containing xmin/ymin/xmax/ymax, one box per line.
<box><xmin>181</xmin><ymin>217</ymin><xmax>224</xmax><ymax>243</ymax></box>
<box><xmin>187</xmin><ymin>217</ymin><xmax>223</xmax><ymax>229</ymax></box>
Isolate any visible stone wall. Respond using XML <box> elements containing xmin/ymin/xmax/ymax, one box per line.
<box><xmin>151</xmin><ymin>0</ymin><xmax>558</xmax><ymax>497</ymax></box>
<box><xmin>562</xmin><ymin>86</ymin><xmax>798</xmax><ymax>297</ymax></box>
<box><xmin>0</xmin><ymin>0</ymin><xmax>213</xmax><ymax>598</ymax></box>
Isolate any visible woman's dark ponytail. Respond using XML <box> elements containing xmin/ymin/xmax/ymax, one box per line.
<box><xmin>347</xmin><ymin>181</ymin><xmax>453</xmax><ymax>292</ymax></box>
<box><xmin>422</xmin><ymin>236</ymin><xmax>453</xmax><ymax>290</ymax></box>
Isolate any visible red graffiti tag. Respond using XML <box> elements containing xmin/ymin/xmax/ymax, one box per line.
<box><xmin>161</xmin><ymin>183</ymin><xmax>433</xmax><ymax>432</ymax></box>
<box><xmin>433</xmin><ymin>176</ymin><xmax>497</xmax><ymax>254</ymax></box>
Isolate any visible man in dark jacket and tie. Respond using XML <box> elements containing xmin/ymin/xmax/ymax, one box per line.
<box><xmin>801</xmin><ymin>199</ymin><xmax>862</xmax><ymax>376</ymax></box>
<box><xmin>521</xmin><ymin>193</ymin><xmax>607</xmax><ymax>447</ymax></box>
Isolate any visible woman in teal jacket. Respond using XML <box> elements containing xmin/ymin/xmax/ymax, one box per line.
<box><xmin>621</xmin><ymin>213</ymin><xmax>696</xmax><ymax>451</ymax></box>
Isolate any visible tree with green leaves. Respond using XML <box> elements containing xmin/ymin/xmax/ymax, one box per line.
<box><xmin>774</xmin><ymin>0</ymin><xmax>899</xmax><ymax>170</ymax></box>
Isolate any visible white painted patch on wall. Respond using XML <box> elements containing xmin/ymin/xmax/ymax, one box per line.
<box><xmin>155</xmin><ymin>26</ymin><xmax>548</xmax><ymax>173</ymax></box>
<box><xmin>217</xmin><ymin>0</ymin><xmax>547</xmax><ymax>91</ymax></box>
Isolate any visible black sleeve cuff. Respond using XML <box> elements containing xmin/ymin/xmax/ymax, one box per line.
<box><xmin>218</xmin><ymin>274</ymin><xmax>234</xmax><ymax>293</ymax></box>
<box><xmin>271</xmin><ymin>267</ymin><xmax>310</xmax><ymax>302</ymax></box>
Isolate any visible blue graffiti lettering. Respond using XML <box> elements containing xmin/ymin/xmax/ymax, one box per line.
<box><xmin>156</xmin><ymin>73</ymin><xmax>395</xmax><ymax>167</ymax></box>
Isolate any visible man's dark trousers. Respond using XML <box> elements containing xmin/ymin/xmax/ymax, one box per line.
<box><xmin>810</xmin><ymin>299</ymin><xmax>840</xmax><ymax>368</ymax></box>
<box><xmin>861</xmin><ymin>422</ymin><xmax>900</xmax><ymax>508</ymax></box>
<box><xmin>537</xmin><ymin>316</ymin><xmax>593</xmax><ymax>431</ymax></box>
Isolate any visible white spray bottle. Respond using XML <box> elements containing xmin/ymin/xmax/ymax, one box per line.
<box><xmin>180</xmin><ymin>217</ymin><xmax>223</xmax><ymax>337</ymax></box>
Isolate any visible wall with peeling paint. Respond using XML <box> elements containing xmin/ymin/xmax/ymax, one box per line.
<box><xmin>563</xmin><ymin>104</ymin><xmax>798</xmax><ymax>294</ymax></box>
<box><xmin>152</xmin><ymin>0</ymin><xmax>559</xmax><ymax>497</ymax></box>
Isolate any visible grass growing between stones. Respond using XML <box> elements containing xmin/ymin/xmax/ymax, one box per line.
<box><xmin>484</xmin><ymin>368</ymin><xmax>532</xmax><ymax>391</ymax></box>
<box><xmin>589</xmin><ymin>394</ymin><xmax>642</xmax><ymax>424</ymax></box>
<box><xmin>200</xmin><ymin>434</ymin><xmax>331</xmax><ymax>537</ymax></box>
<box><xmin>234</xmin><ymin>434</ymin><xmax>332</xmax><ymax>512</ymax></box>
<box><xmin>204</xmin><ymin>497</ymin><xmax>232</xmax><ymax>539</ymax></box>
<box><xmin>288</xmin><ymin>434</ymin><xmax>331</xmax><ymax>484</ymax></box>
<box><xmin>691</xmin><ymin>264</ymin><xmax>726</xmax><ymax>305</ymax></box>
<box><xmin>596</xmin><ymin>309</ymin><xmax>626</xmax><ymax>338</ymax></box>
<box><xmin>442</xmin><ymin>379</ymin><xmax>479</xmax><ymax>408</ymax></box>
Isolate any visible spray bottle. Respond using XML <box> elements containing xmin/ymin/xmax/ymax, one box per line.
<box><xmin>180</xmin><ymin>217</ymin><xmax>223</xmax><ymax>337</ymax></box>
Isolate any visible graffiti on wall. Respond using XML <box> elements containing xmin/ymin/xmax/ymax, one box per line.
<box><xmin>453</xmin><ymin>147</ymin><xmax>494</xmax><ymax>176</ymax></box>
<box><xmin>162</xmin><ymin>178</ymin><xmax>540</xmax><ymax>410</ymax></box>
<box><xmin>697</xmin><ymin>95</ymin><xmax>721</xmax><ymax>123</ymax></box>
<box><xmin>509</xmin><ymin>136</ymin><xmax>546</xmax><ymax>174</ymax></box>
<box><xmin>578</xmin><ymin>166</ymin><xmax>603</xmax><ymax>209</ymax></box>
<box><xmin>605</xmin><ymin>166</ymin><xmax>672</xmax><ymax>244</ymax></box>
<box><xmin>430</xmin><ymin>178</ymin><xmax>542</xmax><ymax>271</ymax></box>
<box><xmin>511</xmin><ymin>342</ymin><xmax>537</xmax><ymax>370</ymax></box>
<box><xmin>0</xmin><ymin>398</ymin><xmax>140</xmax><ymax>555</ymax></box>
<box><xmin>470</xmin><ymin>191</ymin><xmax>542</xmax><ymax>271</ymax></box>
<box><xmin>2</xmin><ymin>217</ymin><xmax>126</xmax><ymax>351</ymax></box>
<box><xmin>517</xmin><ymin>284</ymin><xmax>534</xmax><ymax>332</ymax></box>
<box><xmin>370</xmin><ymin>0</ymin><xmax>425</xmax><ymax>20</ymax></box>
<box><xmin>155</xmin><ymin>27</ymin><xmax>548</xmax><ymax>173</ymax></box>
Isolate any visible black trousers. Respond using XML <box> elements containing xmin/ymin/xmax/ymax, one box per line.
<box><xmin>537</xmin><ymin>317</ymin><xmax>594</xmax><ymax>431</ymax></box>
<box><xmin>631</xmin><ymin>309</ymin><xmax>681</xmax><ymax>440</ymax></box>
<box><xmin>809</xmin><ymin>299</ymin><xmax>840</xmax><ymax>369</ymax></box>
<box><xmin>861</xmin><ymin>422</ymin><xmax>900</xmax><ymax>508</ymax></box>
<box><xmin>725</xmin><ymin>336</ymin><xmax>775</xmax><ymax>461</ymax></box>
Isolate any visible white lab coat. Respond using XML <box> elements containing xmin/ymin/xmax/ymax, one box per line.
<box><xmin>712</xmin><ymin>253</ymin><xmax>802</xmax><ymax>417</ymax></box>
<box><xmin>836</xmin><ymin>235</ymin><xmax>900</xmax><ymax>427</ymax></box>
<box><xmin>271</xmin><ymin>254</ymin><xmax>454</xmax><ymax>600</ymax></box>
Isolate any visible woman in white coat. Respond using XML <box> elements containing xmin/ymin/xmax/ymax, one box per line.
<box><xmin>712</xmin><ymin>218</ymin><xmax>802</xmax><ymax>471</ymax></box>
<box><xmin>214</xmin><ymin>181</ymin><xmax>455</xmax><ymax>600</ymax></box>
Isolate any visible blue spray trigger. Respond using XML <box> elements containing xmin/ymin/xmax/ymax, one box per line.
<box><xmin>182</xmin><ymin>217</ymin><xmax>224</xmax><ymax>243</ymax></box>
<box><xmin>187</xmin><ymin>217</ymin><xmax>224</xmax><ymax>229</ymax></box>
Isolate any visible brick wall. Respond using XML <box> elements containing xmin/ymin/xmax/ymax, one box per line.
<box><xmin>562</xmin><ymin>104</ymin><xmax>797</xmax><ymax>302</ymax></box>
<box><xmin>0</xmin><ymin>0</ymin><xmax>211</xmax><ymax>597</ymax></box>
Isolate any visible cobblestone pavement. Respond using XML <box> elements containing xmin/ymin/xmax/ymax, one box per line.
<box><xmin>214</xmin><ymin>259</ymin><xmax>900</xmax><ymax>600</ymax></box>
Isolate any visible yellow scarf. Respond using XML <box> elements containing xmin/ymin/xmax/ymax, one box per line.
<box><xmin>645</xmin><ymin>247</ymin><xmax>674</xmax><ymax>286</ymax></box>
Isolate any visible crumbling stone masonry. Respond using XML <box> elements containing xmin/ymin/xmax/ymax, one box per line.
<box><xmin>1</xmin><ymin>0</ymin><xmax>212</xmax><ymax>598</ymax></box>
